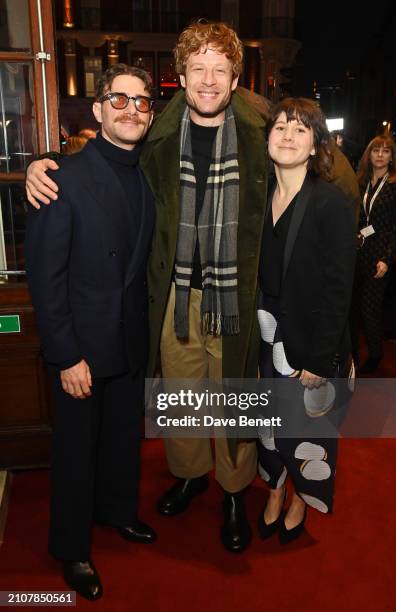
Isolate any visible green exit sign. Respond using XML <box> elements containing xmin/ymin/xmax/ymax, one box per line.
<box><xmin>0</xmin><ymin>315</ymin><xmax>21</xmax><ymax>333</ymax></box>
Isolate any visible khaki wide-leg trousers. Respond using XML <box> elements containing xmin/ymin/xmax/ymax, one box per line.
<box><xmin>160</xmin><ymin>284</ymin><xmax>257</xmax><ymax>493</ymax></box>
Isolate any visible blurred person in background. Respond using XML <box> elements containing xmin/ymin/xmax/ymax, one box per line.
<box><xmin>79</xmin><ymin>128</ymin><xmax>97</xmax><ymax>139</ymax></box>
<box><xmin>61</xmin><ymin>135</ymin><xmax>88</xmax><ymax>156</ymax></box>
<box><xmin>351</xmin><ymin>135</ymin><xmax>396</xmax><ymax>373</ymax></box>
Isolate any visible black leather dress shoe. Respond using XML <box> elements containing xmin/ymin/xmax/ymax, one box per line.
<box><xmin>157</xmin><ymin>475</ymin><xmax>209</xmax><ymax>516</ymax></box>
<box><xmin>221</xmin><ymin>492</ymin><xmax>252</xmax><ymax>553</ymax></box>
<box><xmin>117</xmin><ymin>520</ymin><xmax>157</xmax><ymax>543</ymax></box>
<box><xmin>63</xmin><ymin>560</ymin><xmax>103</xmax><ymax>601</ymax></box>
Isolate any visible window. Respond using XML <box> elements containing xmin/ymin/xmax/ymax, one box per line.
<box><xmin>0</xmin><ymin>62</ymin><xmax>37</xmax><ymax>173</ymax></box>
<box><xmin>83</xmin><ymin>56</ymin><xmax>102</xmax><ymax>98</ymax></box>
<box><xmin>159</xmin><ymin>54</ymin><xmax>178</xmax><ymax>99</ymax></box>
<box><xmin>0</xmin><ymin>0</ymin><xmax>30</xmax><ymax>52</ymax></box>
<box><xmin>80</xmin><ymin>0</ymin><xmax>101</xmax><ymax>30</ymax></box>
<box><xmin>132</xmin><ymin>0</ymin><xmax>152</xmax><ymax>32</ymax></box>
<box><xmin>159</xmin><ymin>0</ymin><xmax>178</xmax><ymax>33</ymax></box>
<box><xmin>130</xmin><ymin>53</ymin><xmax>154</xmax><ymax>83</ymax></box>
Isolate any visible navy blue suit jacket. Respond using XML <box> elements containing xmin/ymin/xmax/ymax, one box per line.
<box><xmin>25</xmin><ymin>141</ymin><xmax>155</xmax><ymax>377</ymax></box>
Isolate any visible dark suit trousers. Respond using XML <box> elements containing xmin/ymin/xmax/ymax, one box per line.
<box><xmin>48</xmin><ymin>370</ymin><xmax>143</xmax><ymax>561</ymax></box>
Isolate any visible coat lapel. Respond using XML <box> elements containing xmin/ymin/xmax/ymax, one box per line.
<box><xmin>282</xmin><ymin>175</ymin><xmax>315</xmax><ymax>283</ymax></box>
<box><xmin>124</xmin><ymin>168</ymin><xmax>154</xmax><ymax>287</ymax></box>
<box><xmin>141</xmin><ymin>98</ymin><xmax>183</xmax><ymax>269</ymax></box>
<box><xmin>265</xmin><ymin>179</ymin><xmax>277</xmax><ymax>221</ymax></box>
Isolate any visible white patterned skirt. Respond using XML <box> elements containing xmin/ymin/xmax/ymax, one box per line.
<box><xmin>257</xmin><ymin>290</ymin><xmax>354</xmax><ymax>513</ymax></box>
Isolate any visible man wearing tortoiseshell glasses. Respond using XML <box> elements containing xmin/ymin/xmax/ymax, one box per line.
<box><xmin>25</xmin><ymin>64</ymin><xmax>157</xmax><ymax>601</ymax></box>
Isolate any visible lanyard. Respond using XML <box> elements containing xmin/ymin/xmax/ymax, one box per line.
<box><xmin>363</xmin><ymin>173</ymin><xmax>388</xmax><ymax>223</ymax></box>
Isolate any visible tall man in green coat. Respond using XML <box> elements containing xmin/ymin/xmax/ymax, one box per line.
<box><xmin>139</xmin><ymin>21</ymin><xmax>268</xmax><ymax>553</ymax></box>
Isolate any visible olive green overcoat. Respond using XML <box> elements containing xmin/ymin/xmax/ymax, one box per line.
<box><xmin>140</xmin><ymin>90</ymin><xmax>268</xmax><ymax>382</ymax></box>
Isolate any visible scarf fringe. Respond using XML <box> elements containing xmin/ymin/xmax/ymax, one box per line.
<box><xmin>201</xmin><ymin>312</ymin><xmax>240</xmax><ymax>337</ymax></box>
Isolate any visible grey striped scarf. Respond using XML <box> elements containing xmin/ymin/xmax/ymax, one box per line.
<box><xmin>174</xmin><ymin>106</ymin><xmax>240</xmax><ymax>339</ymax></box>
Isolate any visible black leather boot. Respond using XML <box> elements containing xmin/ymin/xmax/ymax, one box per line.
<box><xmin>157</xmin><ymin>475</ymin><xmax>209</xmax><ymax>516</ymax></box>
<box><xmin>221</xmin><ymin>491</ymin><xmax>252</xmax><ymax>553</ymax></box>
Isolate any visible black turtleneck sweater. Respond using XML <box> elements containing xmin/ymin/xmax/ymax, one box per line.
<box><xmin>91</xmin><ymin>133</ymin><xmax>143</xmax><ymax>252</ymax></box>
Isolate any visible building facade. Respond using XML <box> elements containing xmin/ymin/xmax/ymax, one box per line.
<box><xmin>54</xmin><ymin>0</ymin><xmax>301</xmax><ymax>133</ymax></box>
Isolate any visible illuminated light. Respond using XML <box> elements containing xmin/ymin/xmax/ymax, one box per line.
<box><xmin>63</xmin><ymin>0</ymin><xmax>75</xmax><ymax>28</ymax></box>
<box><xmin>326</xmin><ymin>118</ymin><xmax>344</xmax><ymax>132</ymax></box>
<box><xmin>383</xmin><ymin>121</ymin><xmax>391</xmax><ymax>134</ymax></box>
<box><xmin>67</xmin><ymin>72</ymin><xmax>77</xmax><ymax>96</ymax></box>
<box><xmin>161</xmin><ymin>82</ymin><xmax>178</xmax><ymax>88</ymax></box>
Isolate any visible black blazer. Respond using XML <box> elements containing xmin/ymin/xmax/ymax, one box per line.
<box><xmin>275</xmin><ymin>175</ymin><xmax>356</xmax><ymax>378</ymax></box>
<box><xmin>25</xmin><ymin>141</ymin><xmax>155</xmax><ymax>377</ymax></box>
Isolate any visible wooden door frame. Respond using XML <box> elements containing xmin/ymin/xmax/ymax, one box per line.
<box><xmin>29</xmin><ymin>0</ymin><xmax>60</xmax><ymax>154</ymax></box>
<box><xmin>0</xmin><ymin>0</ymin><xmax>59</xmax><ymax>469</ymax></box>
<box><xmin>0</xmin><ymin>0</ymin><xmax>60</xmax><ymax>167</ymax></box>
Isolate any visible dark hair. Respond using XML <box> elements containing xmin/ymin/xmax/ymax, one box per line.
<box><xmin>95</xmin><ymin>63</ymin><xmax>153</xmax><ymax>100</ymax></box>
<box><xmin>356</xmin><ymin>135</ymin><xmax>396</xmax><ymax>187</ymax></box>
<box><xmin>267</xmin><ymin>97</ymin><xmax>333</xmax><ymax>181</ymax></box>
<box><xmin>174</xmin><ymin>21</ymin><xmax>243</xmax><ymax>77</ymax></box>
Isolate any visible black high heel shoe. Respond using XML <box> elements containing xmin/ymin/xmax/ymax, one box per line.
<box><xmin>257</xmin><ymin>486</ymin><xmax>287</xmax><ymax>540</ymax></box>
<box><xmin>279</xmin><ymin>504</ymin><xmax>307</xmax><ymax>545</ymax></box>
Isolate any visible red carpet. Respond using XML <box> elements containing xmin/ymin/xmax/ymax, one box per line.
<box><xmin>1</xmin><ymin>339</ymin><xmax>396</xmax><ymax>610</ymax></box>
<box><xmin>1</xmin><ymin>436</ymin><xmax>396</xmax><ymax>611</ymax></box>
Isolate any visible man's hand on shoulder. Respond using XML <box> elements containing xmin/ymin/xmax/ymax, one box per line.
<box><xmin>60</xmin><ymin>359</ymin><xmax>92</xmax><ymax>399</ymax></box>
<box><xmin>26</xmin><ymin>158</ymin><xmax>60</xmax><ymax>209</ymax></box>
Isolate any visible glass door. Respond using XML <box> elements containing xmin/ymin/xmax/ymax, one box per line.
<box><xmin>0</xmin><ymin>0</ymin><xmax>59</xmax><ymax>468</ymax></box>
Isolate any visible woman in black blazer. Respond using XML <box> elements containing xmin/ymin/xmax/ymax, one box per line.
<box><xmin>351</xmin><ymin>135</ymin><xmax>396</xmax><ymax>373</ymax></box>
<box><xmin>256</xmin><ymin>98</ymin><xmax>356</xmax><ymax>544</ymax></box>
